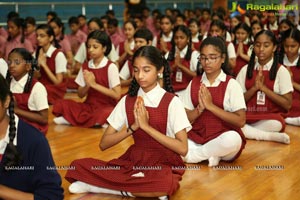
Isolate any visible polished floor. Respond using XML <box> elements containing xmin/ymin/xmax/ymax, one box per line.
<box><xmin>47</xmin><ymin>92</ymin><xmax>300</xmax><ymax>200</ymax></box>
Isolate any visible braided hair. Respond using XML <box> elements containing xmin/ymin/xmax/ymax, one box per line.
<box><xmin>247</xmin><ymin>30</ymin><xmax>279</xmax><ymax>80</ymax></box>
<box><xmin>0</xmin><ymin>74</ymin><xmax>22</xmax><ymax>170</ymax></box>
<box><xmin>6</xmin><ymin>48</ymin><xmax>38</xmax><ymax>93</ymax></box>
<box><xmin>128</xmin><ymin>46</ymin><xmax>174</xmax><ymax>96</ymax></box>
<box><xmin>279</xmin><ymin>28</ymin><xmax>300</xmax><ymax>68</ymax></box>
<box><xmin>167</xmin><ymin>25</ymin><xmax>193</xmax><ymax>62</ymax></box>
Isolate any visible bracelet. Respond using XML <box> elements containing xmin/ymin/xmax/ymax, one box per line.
<box><xmin>127</xmin><ymin>125</ymin><xmax>135</xmax><ymax>133</ymax></box>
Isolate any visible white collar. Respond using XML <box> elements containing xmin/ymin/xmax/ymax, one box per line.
<box><xmin>283</xmin><ymin>54</ymin><xmax>299</xmax><ymax>66</ymax></box>
<box><xmin>10</xmin><ymin>73</ymin><xmax>29</xmax><ymax>89</ymax></box>
<box><xmin>201</xmin><ymin>70</ymin><xmax>226</xmax><ymax>86</ymax></box>
<box><xmin>255</xmin><ymin>58</ymin><xmax>274</xmax><ymax>70</ymax></box>
<box><xmin>137</xmin><ymin>83</ymin><xmax>165</xmax><ymax>107</ymax></box>
<box><xmin>45</xmin><ymin>45</ymin><xmax>56</xmax><ymax>58</ymax></box>
<box><xmin>176</xmin><ymin>45</ymin><xmax>188</xmax><ymax>58</ymax></box>
<box><xmin>88</xmin><ymin>57</ymin><xmax>109</xmax><ymax>69</ymax></box>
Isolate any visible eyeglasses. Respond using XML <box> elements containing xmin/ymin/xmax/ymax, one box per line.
<box><xmin>198</xmin><ymin>55</ymin><xmax>221</xmax><ymax>63</ymax></box>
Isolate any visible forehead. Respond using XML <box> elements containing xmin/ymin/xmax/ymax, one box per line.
<box><xmin>8</xmin><ymin>52</ymin><xmax>23</xmax><ymax>59</ymax></box>
<box><xmin>133</xmin><ymin>56</ymin><xmax>154</xmax><ymax>67</ymax></box>
<box><xmin>200</xmin><ymin>44</ymin><xmax>220</xmax><ymax>54</ymax></box>
<box><xmin>87</xmin><ymin>38</ymin><xmax>101</xmax><ymax>45</ymax></box>
<box><xmin>255</xmin><ymin>34</ymin><xmax>273</xmax><ymax>43</ymax></box>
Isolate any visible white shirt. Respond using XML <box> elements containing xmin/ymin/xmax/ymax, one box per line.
<box><xmin>46</xmin><ymin>45</ymin><xmax>67</xmax><ymax>73</ymax></box>
<box><xmin>0</xmin><ymin>58</ymin><xmax>8</xmax><ymax>77</ymax></box>
<box><xmin>75</xmin><ymin>56</ymin><xmax>120</xmax><ymax>88</ymax></box>
<box><xmin>10</xmin><ymin>74</ymin><xmax>49</xmax><ymax>111</ymax></box>
<box><xmin>236</xmin><ymin>58</ymin><xmax>294</xmax><ymax>95</ymax></box>
<box><xmin>227</xmin><ymin>42</ymin><xmax>236</xmax><ymax>59</ymax></box>
<box><xmin>164</xmin><ymin>46</ymin><xmax>199</xmax><ymax>72</ymax></box>
<box><xmin>74</xmin><ymin>42</ymin><xmax>119</xmax><ymax>63</ymax></box>
<box><xmin>161</xmin><ymin>32</ymin><xmax>173</xmax><ymax>42</ymax></box>
<box><xmin>119</xmin><ymin>60</ymin><xmax>131</xmax><ymax>80</ymax></box>
<box><xmin>192</xmin><ymin>32</ymin><xmax>201</xmax><ymax>43</ymax></box>
<box><xmin>0</xmin><ymin>116</ymin><xmax>19</xmax><ymax>155</ymax></box>
<box><xmin>283</xmin><ymin>54</ymin><xmax>299</xmax><ymax>66</ymax></box>
<box><xmin>116</xmin><ymin>40</ymin><xmax>135</xmax><ymax>56</ymax></box>
<box><xmin>180</xmin><ymin>70</ymin><xmax>246</xmax><ymax>112</ymax></box>
<box><xmin>107</xmin><ymin>84</ymin><xmax>192</xmax><ymax>138</ymax></box>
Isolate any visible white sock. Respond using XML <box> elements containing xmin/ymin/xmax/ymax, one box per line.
<box><xmin>251</xmin><ymin>120</ymin><xmax>282</xmax><ymax>132</ymax></box>
<box><xmin>242</xmin><ymin>124</ymin><xmax>290</xmax><ymax>144</ymax></box>
<box><xmin>69</xmin><ymin>181</ymin><xmax>89</xmax><ymax>193</ymax></box>
<box><xmin>208</xmin><ymin>156</ymin><xmax>221</xmax><ymax>167</ymax></box>
<box><xmin>285</xmin><ymin>117</ymin><xmax>300</xmax><ymax>126</ymax></box>
<box><xmin>53</xmin><ymin>116</ymin><xmax>70</xmax><ymax>125</ymax></box>
<box><xmin>158</xmin><ymin>195</ymin><xmax>168</xmax><ymax>200</ymax></box>
<box><xmin>69</xmin><ymin>181</ymin><xmax>134</xmax><ymax>197</ymax></box>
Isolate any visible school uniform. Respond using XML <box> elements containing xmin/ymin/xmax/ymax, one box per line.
<box><xmin>25</xmin><ymin>31</ymin><xmax>37</xmax><ymax>51</ymax></box>
<box><xmin>39</xmin><ymin>45</ymin><xmax>67</xmax><ymax>104</ymax></box>
<box><xmin>10</xmin><ymin>74</ymin><xmax>49</xmax><ymax>134</ymax></box>
<box><xmin>192</xmin><ymin>32</ymin><xmax>201</xmax><ymax>51</ymax></box>
<box><xmin>4</xmin><ymin>35</ymin><xmax>34</xmax><ymax>60</ymax></box>
<box><xmin>156</xmin><ymin>32</ymin><xmax>173</xmax><ymax>54</ymax></box>
<box><xmin>234</xmin><ymin>42</ymin><xmax>251</xmax><ymax>76</ymax></box>
<box><xmin>0</xmin><ymin>58</ymin><xmax>8</xmax><ymax>77</ymax></box>
<box><xmin>180</xmin><ymin>70</ymin><xmax>246</xmax><ymax>163</ymax></box>
<box><xmin>75</xmin><ymin>42</ymin><xmax>119</xmax><ymax>64</ymax></box>
<box><xmin>57</xmin><ymin>35</ymin><xmax>72</xmax><ymax>56</ymax></box>
<box><xmin>165</xmin><ymin>46</ymin><xmax>199</xmax><ymax>94</ymax></box>
<box><xmin>236</xmin><ymin>59</ymin><xmax>294</xmax><ymax>131</ymax></box>
<box><xmin>67</xmin><ymin>29</ymin><xmax>87</xmax><ymax>55</ymax></box>
<box><xmin>119</xmin><ymin>58</ymin><xmax>133</xmax><ymax>81</ymax></box>
<box><xmin>110</xmin><ymin>32</ymin><xmax>124</xmax><ymax>49</ymax></box>
<box><xmin>264</xmin><ymin>22</ymin><xmax>279</xmax><ymax>37</ymax></box>
<box><xmin>52</xmin><ymin>57</ymin><xmax>120</xmax><ymax>127</ymax></box>
<box><xmin>65</xmin><ymin>84</ymin><xmax>191</xmax><ymax>195</ymax></box>
<box><xmin>282</xmin><ymin>55</ymin><xmax>300</xmax><ymax>118</ymax></box>
<box><xmin>116</xmin><ymin>40</ymin><xmax>134</xmax><ymax>70</ymax></box>
<box><xmin>0</xmin><ymin>116</ymin><xmax>63</xmax><ymax>200</ymax></box>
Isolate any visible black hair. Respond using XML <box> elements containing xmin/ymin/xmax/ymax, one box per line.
<box><xmin>6</xmin><ymin>48</ymin><xmax>38</xmax><ymax>93</ymax></box>
<box><xmin>202</xmin><ymin>8</ymin><xmax>211</xmax><ymax>15</ymax></box>
<box><xmin>35</xmin><ymin>24</ymin><xmax>61</xmax><ymax>59</ymax></box>
<box><xmin>107</xmin><ymin>18</ymin><xmax>119</xmax><ymax>27</ymax></box>
<box><xmin>49</xmin><ymin>17</ymin><xmax>65</xmax><ymax>41</ymax></box>
<box><xmin>279</xmin><ymin>19</ymin><xmax>295</xmax><ymax>31</ymax></box>
<box><xmin>188</xmin><ymin>18</ymin><xmax>203</xmax><ymax>41</ymax></box>
<box><xmin>159</xmin><ymin>15</ymin><xmax>174</xmax><ymax>37</ymax></box>
<box><xmin>68</xmin><ymin>16</ymin><xmax>79</xmax><ymax>25</ymax></box>
<box><xmin>198</xmin><ymin>36</ymin><xmax>232</xmax><ymax>76</ymax></box>
<box><xmin>7</xmin><ymin>11</ymin><xmax>19</xmax><ymax>20</ymax></box>
<box><xmin>77</xmin><ymin>14</ymin><xmax>86</xmax><ymax>19</ymax></box>
<box><xmin>0</xmin><ymin>74</ymin><xmax>22</xmax><ymax>170</ymax></box>
<box><xmin>106</xmin><ymin>10</ymin><xmax>115</xmax><ymax>17</ymax></box>
<box><xmin>7</xmin><ymin>17</ymin><xmax>26</xmax><ymax>43</ymax></box>
<box><xmin>279</xmin><ymin>28</ymin><xmax>300</xmax><ymax>68</ymax></box>
<box><xmin>167</xmin><ymin>25</ymin><xmax>192</xmax><ymax>61</ymax></box>
<box><xmin>88</xmin><ymin>17</ymin><xmax>104</xmax><ymax>30</ymax></box>
<box><xmin>212</xmin><ymin>11</ymin><xmax>224</xmax><ymax>21</ymax></box>
<box><xmin>128</xmin><ymin>46</ymin><xmax>174</xmax><ymax>96</ymax></box>
<box><xmin>247</xmin><ymin>30</ymin><xmax>278</xmax><ymax>80</ymax></box>
<box><xmin>134</xmin><ymin>28</ymin><xmax>153</xmax><ymax>43</ymax></box>
<box><xmin>233</xmin><ymin>22</ymin><xmax>251</xmax><ymax>45</ymax></box>
<box><xmin>209</xmin><ymin>19</ymin><xmax>227</xmax><ymax>39</ymax></box>
<box><xmin>87</xmin><ymin>30</ymin><xmax>112</xmax><ymax>56</ymax></box>
<box><xmin>25</xmin><ymin>16</ymin><xmax>36</xmax><ymax>26</ymax></box>
<box><xmin>46</xmin><ymin>11</ymin><xmax>57</xmax><ymax>19</ymax></box>
<box><xmin>176</xmin><ymin>13</ymin><xmax>186</xmax><ymax>22</ymax></box>
<box><xmin>124</xmin><ymin>19</ymin><xmax>137</xmax><ymax>30</ymax></box>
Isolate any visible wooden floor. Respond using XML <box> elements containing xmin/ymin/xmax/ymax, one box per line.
<box><xmin>47</xmin><ymin>92</ymin><xmax>300</xmax><ymax>200</ymax></box>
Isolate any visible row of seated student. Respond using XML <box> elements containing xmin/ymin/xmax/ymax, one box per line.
<box><xmin>0</xmin><ymin>30</ymin><xmax>298</xmax><ymax>198</ymax></box>
<box><xmin>0</xmin><ymin>7</ymin><xmax>299</xmax><ymax>198</ymax></box>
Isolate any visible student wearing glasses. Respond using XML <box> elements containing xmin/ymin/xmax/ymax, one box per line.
<box><xmin>180</xmin><ymin>36</ymin><xmax>247</xmax><ymax>167</ymax></box>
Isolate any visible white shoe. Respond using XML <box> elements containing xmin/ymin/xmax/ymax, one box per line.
<box><xmin>69</xmin><ymin>181</ymin><xmax>90</xmax><ymax>194</ymax></box>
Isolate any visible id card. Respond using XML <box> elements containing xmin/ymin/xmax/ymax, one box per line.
<box><xmin>257</xmin><ymin>91</ymin><xmax>265</xmax><ymax>105</ymax></box>
<box><xmin>176</xmin><ymin>70</ymin><xmax>182</xmax><ymax>82</ymax></box>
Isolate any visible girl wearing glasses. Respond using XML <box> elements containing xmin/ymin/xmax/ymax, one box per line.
<box><xmin>180</xmin><ymin>36</ymin><xmax>246</xmax><ymax>167</ymax></box>
<box><xmin>236</xmin><ymin>30</ymin><xmax>293</xmax><ymax>144</ymax></box>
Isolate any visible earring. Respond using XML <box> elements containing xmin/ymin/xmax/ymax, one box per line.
<box><xmin>158</xmin><ymin>73</ymin><xmax>163</xmax><ymax>79</ymax></box>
